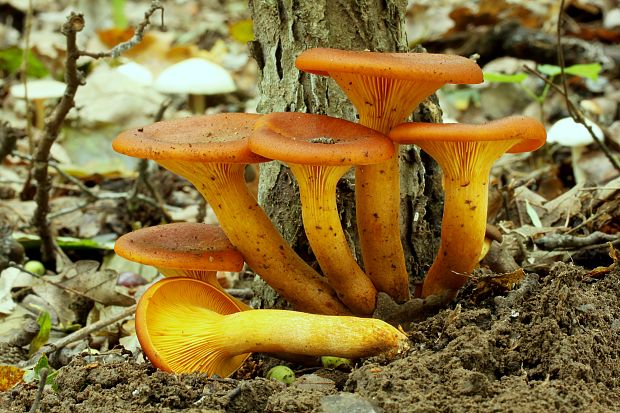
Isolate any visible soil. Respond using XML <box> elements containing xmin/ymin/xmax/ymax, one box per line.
<box><xmin>2</xmin><ymin>262</ymin><xmax>619</xmax><ymax>412</ymax></box>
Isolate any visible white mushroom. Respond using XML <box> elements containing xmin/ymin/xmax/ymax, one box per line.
<box><xmin>115</xmin><ymin>62</ymin><xmax>154</xmax><ymax>86</ymax></box>
<box><xmin>153</xmin><ymin>58</ymin><xmax>236</xmax><ymax>113</ymax></box>
<box><xmin>10</xmin><ymin>79</ymin><xmax>66</xmax><ymax>129</ymax></box>
<box><xmin>547</xmin><ymin>117</ymin><xmax>605</xmax><ymax>184</ymax></box>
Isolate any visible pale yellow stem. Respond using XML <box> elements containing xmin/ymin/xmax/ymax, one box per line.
<box><xmin>290</xmin><ymin>164</ymin><xmax>377</xmax><ymax>316</ymax></box>
<box><xmin>158</xmin><ymin>160</ymin><xmax>350</xmax><ymax>315</ymax></box>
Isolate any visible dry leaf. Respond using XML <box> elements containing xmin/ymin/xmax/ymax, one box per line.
<box><xmin>0</xmin><ymin>365</ymin><xmax>24</xmax><ymax>391</ymax></box>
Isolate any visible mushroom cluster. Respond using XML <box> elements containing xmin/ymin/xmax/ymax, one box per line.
<box><xmin>113</xmin><ymin>48</ymin><xmax>546</xmax><ymax>376</ymax></box>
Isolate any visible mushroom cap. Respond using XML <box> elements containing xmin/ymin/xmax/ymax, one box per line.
<box><xmin>547</xmin><ymin>117</ymin><xmax>604</xmax><ymax>147</ymax></box>
<box><xmin>154</xmin><ymin>58</ymin><xmax>236</xmax><ymax>95</ymax></box>
<box><xmin>250</xmin><ymin>112</ymin><xmax>395</xmax><ymax>165</ymax></box>
<box><xmin>135</xmin><ymin>277</ymin><xmax>250</xmax><ymax>375</ymax></box>
<box><xmin>115</xmin><ymin>61</ymin><xmax>154</xmax><ymax>86</ymax></box>
<box><xmin>10</xmin><ymin>79</ymin><xmax>66</xmax><ymax>100</ymax></box>
<box><xmin>296</xmin><ymin>48</ymin><xmax>483</xmax><ymax>84</ymax></box>
<box><xmin>114</xmin><ymin>223</ymin><xmax>244</xmax><ymax>272</ymax></box>
<box><xmin>113</xmin><ymin>113</ymin><xmax>269</xmax><ymax>163</ymax></box>
<box><xmin>389</xmin><ymin>116</ymin><xmax>546</xmax><ymax>153</ymax></box>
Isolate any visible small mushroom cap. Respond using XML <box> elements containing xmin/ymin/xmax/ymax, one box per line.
<box><xmin>389</xmin><ymin>116</ymin><xmax>546</xmax><ymax>153</ymax></box>
<box><xmin>10</xmin><ymin>79</ymin><xmax>66</xmax><ymax>100</ymax></box>
<box><xmin>114</xmin><ymin>223</ymin><xmax>244</xmax><ymax>272</ymax></box>
<box><xmin>154</xmin><ymin>58</ymin><xmax>236</xmax><ymax>95</ymax></box>
<box><xmin>250</xmin><ymin>112</ymin><xmax>395</xmax><ymax>165</ymax></box>
<box><xmin>135</xmin><ymin>277</ymin><xmax>249</xmax><ymax>374</ymax></box>
<box><xmin>115</xmin><ymin>61</ymin><xmax>154</xmax><ymax>86</ymax></box>
<box><xmin>547</xmin><ymin>117</ymin><xmax>604</xmax><ymax>147</ymax></box>
<box><xmin>113</xmin><ymin>113</ymin><xmax>269</xmax><ymax>163</ymax></box>
<box><xmin>296</xmin><ymin>48</ymin><xmax>483</xmax><ymax>84</ymax></box>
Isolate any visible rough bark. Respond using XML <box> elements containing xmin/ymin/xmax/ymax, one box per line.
<box><xmin>248</xmin><ymin>0</ymin><xmax>443</xmax><ymax>309</ymax></box>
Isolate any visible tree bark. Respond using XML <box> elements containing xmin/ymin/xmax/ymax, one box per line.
<box><xmin>248</xmin><ymin>0</ymin><xmax>443</xmax><ymax>310</ymax></box>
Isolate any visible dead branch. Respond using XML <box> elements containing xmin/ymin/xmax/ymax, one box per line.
<box><xmin>534</xmin><ymin>231</ymin><xmax>618</xmax><ymax>250</ymax></box>
<box><xmin>27</xmin><ymin>3</ymin><xmax>164</xmax><ymax>264</ymax></box>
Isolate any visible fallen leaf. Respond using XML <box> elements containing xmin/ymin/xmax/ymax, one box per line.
<box><xmin>0</xmin><ymin>365</ymin><xmax>24</xmax><ymax>391</ymax></box>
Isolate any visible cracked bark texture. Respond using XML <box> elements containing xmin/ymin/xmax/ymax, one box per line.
<box><xmin>248</xmin><ymin>0</ymin><xmax>443</xmax><ymax>309</ymax></box>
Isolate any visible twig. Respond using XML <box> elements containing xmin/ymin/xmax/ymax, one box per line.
<box><xmin>552</xmin><ymin>0</ymin><xmax>620</xmax><ymax>174</ymax></box>
<box><xmin>522</xmin><ymin>65</ymin><xmax>620</xmax><ymax>173</ymax></box>
<box><xmin>27</xmin><ymin>3</ymin><xmax>165</xmax><ymax>264</ymax></box>
<box><xmin>534</xmin><ymin>231</ymin><xmax>618</xmax><ymax>250</ymax></box>
<box><xmin>24</xmin><ymin>304</ymin><xmax>137</xmax><ymax>366</ymax></box>
<box><xmin>28</xmin><ymin>367</ymin><xmax>47</xmax><ymax>413</ymax></box>
<box><xmin>19</xmin><ymin>0</ymin><xmax>34</xmax><ymax>151</ymax></box>
<box><xmin>80</xmin><ymin>1</ymin><xmax>164</xmax><ymax>59</ymax></box>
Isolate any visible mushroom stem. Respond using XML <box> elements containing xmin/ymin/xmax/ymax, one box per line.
<box><xmin>290</xmin><ymin>164</ymin><xmax>377</xmax><ymax>316</ymax></box>
<box><xmin>158</xmin><ymin>160</ymin><xmax>350</xmax><ymax>316</ymax></box>
<box><xmin>217</xmin><ymin>309</ymin><xmax>408</xmax><ymax>358</ymax></box>
<box><xmin>189</xmin><ymin>94</ymin><xmax>206</xmax><ymax>114</ymax></box>
<box><xmin>332</xmin><ymin>73</ymin><xmax>445</xmax><ymax>303</ymax></box>
<box><xmin>418</xmin><ymin>140</ymin><xmax>518</xmax><ymax>298</ymax></box>
<box><xmin>33</xmin><ymin>99</ymin><xmax>46</xmax><ymax>130</ymax></box>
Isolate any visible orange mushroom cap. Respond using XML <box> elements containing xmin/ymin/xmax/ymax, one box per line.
<box><xmin>135</xmin><ymin>277</ymin><xmax>250</xmax><ymax>375</ymax></box>
<box><xmin>250</xmin><ymin>112</ymin><xmax>395</xmax><ymax>165</ymax></box>
<box><xmin>112</xmin><ymin>113</ymin><xmax>269</xmax><ymax>163</ymax></box>
<box><xmin>295</xmin><ymin>48</ymin><xmax>483</xmax><ymax>84</ymax></box>
<box><xmin>389</xmin><ymin>116</ymin><xmax>547</xmax><ymax>153</ymax></box>
<box><xmin>114</xmin><ymin>223</ymin><xmax>244</xmax><ymax>272</ymax></box>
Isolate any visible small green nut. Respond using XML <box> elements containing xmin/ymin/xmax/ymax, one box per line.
<box><xmin>24</xmin><ymin>260</ymin><xmax>45</xmax><ymax>276</ymax></box>
<box><xmin>266</xmin><ymin>365</ymin><xmax>295</xmax><ymax>385</ymax></box>
<box><xmin>321</xmin><ymin>356</ymin><xmax>352</xmax><ymax>370</ymax></box>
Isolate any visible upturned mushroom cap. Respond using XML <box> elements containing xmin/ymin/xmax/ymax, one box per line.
<box><xmin>112</xmin><ymin>113</ymin><xmax>268</xmax><ymax>163</ymax></box>
<box><xmin>389</xmin><ymin>116</ymin><xmax>547</xmax><ymax>153</ymax></box>
<box><xmin>10</xmin><ymin>79</ymin><xmax>66</xmax><ymax>100</ymax></box>
<box><xmin>154</xmin><ymin>58</ymin><xmax>236</xmax><ymax>95</ymax></box>
<box><xmin>296</xmin><ymin>48</ymin><xmax>483</xmax><ymax>84</ymax></box>
<box><xmin>114</xmin><ymin>223</ymin><xmax>244</xmax><ymax>272</ymax></box>
<box><xmin>136</xmin><ymin>277</ymin><xmax>250</xmax><ymax>375</ymax></box>
<box><xmin>250</xmin><ymin>112</ymin><xmax>395</xmax><ymax>165</ymax></box>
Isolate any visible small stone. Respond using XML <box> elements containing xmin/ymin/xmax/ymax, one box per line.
<box><xmin>319</xmin><ymin>393</ymin><xmax>381</xmax><ymax>413</ymax></box>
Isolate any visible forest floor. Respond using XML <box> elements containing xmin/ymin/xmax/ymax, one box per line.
<box><xmin>1</xmin><ymin>0</ymin><xmax>620</xmax><ymax>412</ymax></box>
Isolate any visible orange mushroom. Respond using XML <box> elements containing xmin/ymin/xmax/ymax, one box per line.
<box><xmin>389</xmin><ymin>116</ymin><xmax>546</xmax><ymax>299</ymax></box>
<box><xmin>296</xmin><ymin>48</ymin><xmax>483</xmax><ymax>303</ymax></box>
<box><xmin>137</xmin><ymin>277</ymin><xmax>409</xmax><ymax>376</ymax></box>
<box><xmin>113</xmin><ymin>113</ymin><xmax>350</xmax><ymax>316</ymax></box>
<box><xmin>250</xmin><ymin>112</ymin><xmax>395</xmax><ymax>316</ymax></box>
<box><xmin>114</xmin><ymin>223</ymin><xmax>250</xmax><ymax>309</ymax></box>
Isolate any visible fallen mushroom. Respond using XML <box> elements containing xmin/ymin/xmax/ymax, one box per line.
<box><xmin>296</xmin><ymin>48</ymin><xmax>483</xmax><ymax>303</ymax></box>
<box><xmin>250</xmin><ymin>112</ymin><xmax>395</xmax><ymax>316</ymax></box>
<box><xmin>114</xmin><ymin>222</ymin><xmax>249</xmax><ymax>308</ymax></box>
<box><xmin>389</xmin><ymin>116</ymin><xmax>546</xmax><ymax>299</ymax></box>
<box><xmin>113</xmin><ymin>113</ymin><xmax>349</xmax><ymax>315</ymax></box>
<box><xmin>136</xmin><ymin>277</ymin><xmax>409</xmax><ymax>376</ymax></box>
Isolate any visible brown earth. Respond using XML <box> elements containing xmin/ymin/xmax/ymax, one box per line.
<box><xmin>2</xmin><ymin>262</ymin><xmax>619</xmax><ymax>412</ymax></box>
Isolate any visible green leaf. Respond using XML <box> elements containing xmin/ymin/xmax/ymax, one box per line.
<box><xmin>483</xmin><ymin>72</ymin><xmax>528</xmax><ymax>83</ymax></box>
<box><xmin>537</xmin><ymin>64</ymin><xmax>562</xmax><ymax>77</ymax></box>
<box><xmin>0</xmin><ymin>47</ymin><xmax>49</xmax><ymax>78</ymax></box>
<box><xmin>564</xmin><ymin>63</ymin><xmax>602</xmax><ymax>80</ymax></box>
<box><xmin>29</xmin><ymin>312</ymin><xmax>52</xmax><ymax>356</ymax></box>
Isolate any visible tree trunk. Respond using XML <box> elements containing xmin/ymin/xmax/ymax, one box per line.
<box><xmin>248</xmin><ymin>0</ymin><xmax>443</xmax><ymax>310</ymax></box>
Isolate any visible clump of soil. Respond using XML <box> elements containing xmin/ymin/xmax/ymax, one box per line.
<box><xmin>2</xmin><ymin>263</ymin><xmax>619</xmax><ymax>412</ymax></box>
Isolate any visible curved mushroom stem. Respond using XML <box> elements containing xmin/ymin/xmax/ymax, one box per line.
<box><xmin>418</xmin><ymin>140</ymin><xmax>518</xmax><ymax>299</ymax></box>
<box><xmin>290</xmin><ymin>164</ymin><xmax>377</xmax><ymax>316</ymax></box>
<box><xmin>158</xmin><ymin>160</ymin><xmax>351</xmax><ymax>316</ymax></box>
